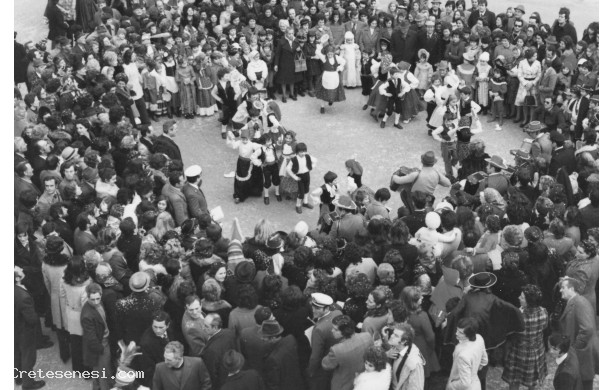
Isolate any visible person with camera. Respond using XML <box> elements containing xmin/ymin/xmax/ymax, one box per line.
<box><xmin>327</xmin><ymin>195</ymin><xmax>367</xmax><ymax>241</ymax></box>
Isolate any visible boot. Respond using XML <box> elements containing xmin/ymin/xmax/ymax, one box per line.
<box><xmin>167</xmin><ymin>106</ymin><xmax>173</xmax><ymax>119</ymax></box>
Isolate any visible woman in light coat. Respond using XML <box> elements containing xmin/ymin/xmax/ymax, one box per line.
<box><xmin>353</xmin><ymin>346</ymin><xmax>392</xmax><ymax>390</ymax></box>
<box><xmin>60</xmin><ymin>256</ymin><xmax>92</xmax><ymax>373</ymax></box>
<box><xmin>446</xmin><ymin>317</ymin><xmax>488</xmax><ymax>390</ymax></box>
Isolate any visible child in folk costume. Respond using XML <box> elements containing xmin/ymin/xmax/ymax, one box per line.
<box><xmin>474</xmin><ymin>52</ymin><xmax>492</xmax><ymax>115</ymax></box>
<box><xmin>175</xmin><ymin>55</ymin><xmax>198</xmax><ymax>119</ymax></box>
<box><xmin>246</xmin><ymin>50</ymin><xmax>268</xmax><ymax>91</ymax></box>
<box><xmin>240</xmin><ymin>107</ymin><xmax>265</xmax><ymax>142</ymax></box>
<box><xmin>488</xmin><ymin>66</ymin><xmax>507</xmax><ymax>130</ymax></box>
<box><xmin>250</xmin><ymin>132</ymin><xmax>282</xmax><ymax>205</ymax></box>
<box><xmin>340</xmin><ymin>31</ymin><xmax>361</xmax><ymax>88</ymax></box>
<box><xmin>142</xmin><ymin>59</ymin><xmax>166</xmax><ymax>121</ymax></box>
<box><xmin>310</xmin><ymin>171</ymin><xmax>339</xmax><ymax>222</ymax></box>
<box><xmin>285</xmin><ymin>142</ymin><xmax>318</xmax><ymax>214</ymax></box>
<box><xmin>432</xmin><ymin>112</ymin><xmax>458</xmax><ymax>179</ymax></box>
<box><xmin>360</xmin><ymin>51</ymin><xmax>377</xmax><ymax>105</ymax></box>
<box><xmin>458</xmin><ymin>86</ymin><xmax>481</xmax><ymax>127</ymax></box>
<box><xmin>315</xmin><ymin>42</ymin><xmax>347</xmax><ymax>114</ymax></box>
<box><xmin>195</xmin><ymin>55</ymin><xmax>218</xmax><ymax>117</ymax></box>
<box><xmin>279</xmin><ymin>130</ymin><xmax>299</xmax><ymax>200</ymax></box>
<box><xmin>456</xmin><ymin>52</ymin><xmax>476</xmax><ymax>92</ymax></box>
<box><xmin>424</xmin><ymin>73</ymin><xmax>443</xmax><ymax>134</ymax></box>
<box><xmin>211</xmin><ymin>67</ymin><xmax>240</xmax><ymax>139</ymax></box>
<box><xmin>366</xmin><ymin>37</ymin><xmax>393</xmax><ymax>119</ymax></box>
<box><xmin>414</xmin><ymin>49</ymin><xmax>433</xmax><ymax>98</ymax></box>
<box><xmin>261</xmin><ymin>42</ymin><xmax>276</xmax><ymax>99</ymax></box>
<box><xmin>378</xmin><ymin>67</ymin><xmax>411</xmax><ymax>129</ymax></box>
<box><xmin>161</xmin><ymin>45</ymin><xmax>180</xmax><ymax>119</ymax></box>
<box><xmin>304</xmin><ymin>31</ymin><xmax>323</xmax><ymax>97</ymax></box>
<box><xmin>455</xmin><ymin>116</ymin><xmax>476</xmax><ymax>164</ymax></box>
<box><xmin>345</xmin><ymin>158</ymin><xmax>364</xmax><ymax>188</ymax></box>
<box><xmin>226</xmin><ymin>129</ymin><xmax>264</xmax><ymax>203</ymax></box>
<box><xmin>429</xmin><ymin>80</ymin><xmax>460</xmax><ymax>130</ymax></box>
<box><xmin>397</xmin><ymin>61</ymin><xmax>422</xmax><ymax>124</ymax></box>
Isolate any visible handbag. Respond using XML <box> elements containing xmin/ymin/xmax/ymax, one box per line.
<box><xmin>294</xmin><ymin>52</ymin><xmax>307</xmax><ymax>73</ymax></box>
<box><xmin>524</xmin><ymin>91</ymin><xmax>536</xmax><ymax>107</ymax></box>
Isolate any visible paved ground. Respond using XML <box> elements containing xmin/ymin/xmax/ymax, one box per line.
<box><xmin>14</xmin><ymin>0</ymin><xmax>599</xmax><ymax>389</ymax></box>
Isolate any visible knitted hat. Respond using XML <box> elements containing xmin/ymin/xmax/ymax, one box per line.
<box><xmin>234</xmin><ymin>261</ymin><xmax>256</xmax><ymax>283</ymax></box>
<box><xmin>294</xmin><ymin>221</ymin><xmax>309</xmax><ymax>238</ymax></box>
<box><xmin>425</xmin><ymin>212</ymin><xmax>441</xmax><ymax>229</ymax></box>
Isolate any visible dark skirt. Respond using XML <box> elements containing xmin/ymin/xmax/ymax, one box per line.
<box><xmin>457</xmin><ymin>141</ymin><xmax>471</xmax><ymax>162</ymax></box>
<box><xmin>233</xmin><ymin>157</ymin><xmax>263</xmax><ymax>201</ymax></box>
<box><xmin>506</xmin><ymin>76</ymin><xmax>519</xmax><ymax>106</ymax></box>
<box><xmin>400</xmin><ymin>89</ymin><xmax>424</xmax><ymax>120</ymax></box>
<box><xmin>314</xmin><ymin>73</ymin><xmax>346</xmax><ymax>102</ymax></box>
<box><xmin>361</xmin><ymin>75</ymin><xmax>375</xmax><ymax>96</ymax></box>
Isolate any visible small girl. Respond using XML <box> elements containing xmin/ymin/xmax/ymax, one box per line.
<box><xmin>345</xmin><ymin>159</ymin><xmax>363</xmax><ymax>188</ymax></box>
<box><xmin>414</xmin><ymin>211</ymin><xmax>457</xmax><ymax>257</ymax></box>
<box><xmin>424</xmin><ymin>73</ymin><xmax>443</xmax><ymax>134</ymax></box>
<box><xmin>464</xmin><ymin>34</ymin><xmax>482</xmax><ymax>64</ymax></box>
<box><xmin>175</xmin><ymin>55</ymin><xmax>198</xmax><ymax>119</ymax></box>
<box><xmin>474</xmin><ymin>52</ymin><xmax>491</xmax><ymax>115</ymax></box>
<box><xmin>488</xmin><ymin>66</ymin><xmax>507</xmax><ymax>130</ymax></box>
<box><xmin>304</xmin><ymin>31</ymin><xmax>322</xmax><ymax>97</ymax></box>
<box><xmin>456</xmin><ymin>52</ymin><xmax>475</xmax><ymax>92</ymax></box>
<box><xmin>340</xmin><ymin>31</ymin><xmax>362</xmax><ymax>88</ymax></box>
<box><xmin>414</xmin><ymin>49</ymin><xmax>433</xmax><ymax>98</ymax></box>
<box><xmin>360</xmin><ymin>51</ymin><xmax>377</xmax><ymax>107</ymax></box>
<box><xmin>195</xmin><ymin>55</ymin><xmax>218</xmax><ymax>117</ymax></box>
<box><xmin>279</xmin><ymin>130</ymin><xmax>299</xmax><ymax>200</ymax></box>
<box><xmin>432</xmin><ymin>112</ymin><xmax>458</xmax><ymax>179</ymax></box>
<box><xmin>398</xmin><ymin>61</ymin><xmax>422</xmax><ymax>124</ymax></box>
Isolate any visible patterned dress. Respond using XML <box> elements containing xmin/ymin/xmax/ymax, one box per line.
<box><xmin>502</xmin><ymin>306</ymin><xmax>548</xmax><ymax>388</ymax></box>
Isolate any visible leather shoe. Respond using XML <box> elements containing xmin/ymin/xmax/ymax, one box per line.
<box><xmin>22</xmin><ymin>380</ymin><xmax>46</xmax><ymax>389</ymax></box>
<box><xmin>234</xmin><ymin>198</ymin><xmax>240</xmax><ymax>204</ymax></box>
<box><xmin>291</xmin><ymin>95</ymin><xmax>297</xmax><ymax>101</ymax></box>
<box><xmin>276</xmin><ymin>195</ymin><xmax>282</xmax><ymax>202</ymax></box>
<box><xmin>296</xmin><ymin>206</ymin><xmax>302</xmax><ymax>214</ymax></box>
<box><xmin>298</xmin><ymin>91</ymin><xmax>305</xmax><ymax>97</ymax></box>
<box><xmin>394</xmin><ymin>124</ymin><xmax>403</xmax><ymax>129</ymax></box>
<box><xmin>282</xmin><ymin>96</ymin><xmax>287</xmax><ymax>103</ymax></box>
<box><xmin>320</xmin><ymin>107</ymin><xmax>325</xmax><ymax>114</ymax></box>
<box><xmin>264</xmin><ymin>197</ymin><xmax>270</xmax><ymax>205</ymax></box>
<box><xmin>302</xmin><ymin>203</ymin><xmax>314</xmax><ymax>209</ymax></box>
<box><xmin>221</xmin><ymin>132</ymin><xmax>227</xmax><ymax>139</ymax></box>
<box><xmin>380</xmin><ymin>121</ymin><xmax>386</xmax><ymax>128</ymax></box>
<box><xmin>362</xmin><ymin>104</ymin><xmax>369</xmax><ymax>110</ymax></box>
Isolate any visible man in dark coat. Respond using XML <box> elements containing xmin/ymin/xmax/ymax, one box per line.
<box><xmin>261</xmin><ymin>319</ymin><xmax>306</xmax><ymax>390</ymax></box>
<box><xmin>114</xmin><ymin>272</ymin><xmax>162</xmax><ymax>343</ymax></box>
<box><xmin>74</xmin><ymin>212</ymin><xmax>98</xmax><ymax>256</ymax></box>
<box><xmin>162</xmin><ymin>171</ymin><xmax>190</xmax><ymax>225</ymax></box>
<box><xmin>579</xmin><ymin>189</ymin><xmax>598</xmax><ymax>238</ymax></box>
<box><xmin>551</xmin><ymin>7</ymin><xmax>577</xmax><ymax>44</ymax></box>
<box><xmin>390</xmin><ymin>21</ymin><xmax>418</xmax><ymax>64</ymax></box>
<box><xmin>532</xmin><ymin>97</ymin><xmax>569</xmax><ymax>133</ymax></box>
<box><xmin>136</xmin><ymin>311</ymin><xmax>178</xmax><ymax>389</ymax></box>
<box><xmin>182</xmin><ymin>165</ymin><xmax>209</xmax><ymax>219</ymax></box>
<box><xmin>153</xmin><ymin>120</ymin><xmax>183</xmax><ymax>163</ymax></box>
<box><xmin>201</xmin><ymin>313</ymin><xmax>238</xmax><ymax>390</ymax></box>
<box><xmin>467</xmin><ymin>0</ymin><xmax>496</xmax><ymax>29</ymax></box>
<box><xmin>75</xmin><ymin>0</ymin><xmax>99</xmax><ymax>33</ymax></box>
<box><xmin>549</xmin><ymin>334</ymin><xmax>582</xmax><ymax>390</ymax></box>
<box><xmin>548</xmin><ymin>132</ymin><xmax>576</xmax><ymax>176</ymax></box>
<box><xmin>15</xmin><ymin>162</ymin><xmax>41</xmax><ymax>207</ymax></box>
<box><xmin>220</xmin><ymin>350</ymin><xmax>266</xmax><ymax>390</ymax></box>
<box><xmin>417</xmin><ymin>21</ymin><xmax>440</xmax><ymax>65</ymax></box>
<box><xmin>14</xmin><ymin>266</ymin><xmax>46</xmax><ymax>389</ymax></box>
<box><xmin>28</xmin><ymin>139</ymin><xmax>52</xmax><ymax>190</ymax></box>
<box><xmin>47</xmin><ymin>0</ymin><xmax>69</xmax><ymax>43</ymax></box>
<box><xmin>116</xmin><ymin>218</ymin><xmax>142</xmax><ymax>273</ymax></box>
<box><xmin>14</xmin><ymin>33</ymin><xmax>29</xmax><ymax>86</ymax></box>
<box><xmin>152</xmin><ymin>341</ymin><xmax>212</xmax><ymax>390</ymax></box>
<box><xmin>307</xmin><ymin>293</ymin><xmax>342</xmax><ymax>390</ymax></box>
<box><xmin>239</xmin><ymin>307</ymin><xmax>275</xmax><ymax>374</ymax></box>
<box><xmin>398</xmin><ymin>191</ymin><xmax>428</xmax><ymax>237</ymax></box>
<box><xmin>81</xmin><ymin>283</ymin><xmax>113</xmax><ymax>390</ymax></box>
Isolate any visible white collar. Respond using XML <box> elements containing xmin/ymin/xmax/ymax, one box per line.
<box><xmin>556</xmin><ymin>353</ymin><xmax>568</xmax><ymax>365</ymax></box>
<box><xmin>398</xmin><ymin>345</ymin><xmax>409</xmax><ymax>358</ymax></box>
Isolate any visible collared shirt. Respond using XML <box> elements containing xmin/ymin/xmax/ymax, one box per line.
<box><xmin>556</xmin><ymin>353</ymin><xmax>568</xmax><ymax>365</ymax></box>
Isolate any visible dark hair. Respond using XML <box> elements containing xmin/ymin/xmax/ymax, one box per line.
<box><xmin>440</xmin><ymin>209</ymin><xmax>457</xmax><ymax>231</ymax></box>
<box><xmin>387</xmin><ymin>299</ymin><xmax>408</xmax><ymax>323</ymax></box>
<box><xmin>314</xmin><ymin>249</ymin><xmax>335</xmax><ymax>274</ymax></box>
<box><xmin>280</xmin><ymin>285</ymin><xmax>305</xmax><ymax>309</ymax></box>
<box><xmin>119</xmin><ymin>217</ymin><xmax>136</xmax><ymax>237</ymax></box>
<box><xmin>364</xmin><ymin>346</ymin><xmax>388</xmax><ymax>371</ymax></box>
<box><xmin>152</xmin><ymin>310</ymin><xmax>171</xmax><ymax>325</ymax></box>
<box><xmin>549</xmin><ymin>333</ymin><xmax>571</xmax><ymax>353</ymax></box>
<box><xmin>462</xmin><ymin>230</ymin><xmax>480</xmax><ymax>248</ymax></box>
<box><xmin>389</xmin><ymin>220</ymin><xmax>410</xmax><ymax>245</ymax></box>
<box><xmin>19</xmin><ymin>189</ymin><xmax>38</xmax><ymax>209</ymax></box>
<box><xmin>63</xmin><ymin>256</ymin><xmax>90</xmax><ymax>286</ymax></box>
<box><xmin>76</xmin><ymin>212</ymin><xmax>91</xmax><ymax>231</ymax></box>
<box><xmin>522</xmin><ymin>284</ymin><xmax>542</xmax><ymax>307</ymax></box>
<box><xmin>332</xmin><ymin>315</ymin><xmax>355</xmax><ymax>338</ymax></box>
<box><xmin>85</xmin><ymin>282</ymin><xmax>102</xmax><ymax>297</ymax></box>
<box><xmin>558</xmin><ymin>7</ymin><xmax>570</xmax><ymax>20</ymax></box>
<box><xmin>342</xmin><ymin>242</ymin><xmax>363</xmax><ymax>265</ymax></box>
<box><xmin>295</xmin><ymin>142</ymin><xmax>307</xmax><ymax>153</ymax></box>
<box><xmin>374</xmin><ymin>188</ymin><xmax>391</xmax><ymax>202</ymax></box>
<box><xmin>237</xmin><ymin>284</ymin><xmax>258</xmax><ymax>309</ymax></box>
<box><xmin>457</xmin><ymin>317</ymin><xmax>478</xmax><ymax>341</ymax></box>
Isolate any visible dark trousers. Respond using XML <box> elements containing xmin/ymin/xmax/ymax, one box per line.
<box><xmin>440</xmin><ymin>141</ymin><xmax>457</xmax><ymax>177</ymax></box>
<box><xmin>133</xmin><ymin>97</ymin><xmax>151</xmax><ymax>125</ymax></box>
<box><xmin>70</xmin><ymin>334</ymin><xmax>91</xmax><ymax>373</ymax></box>
<box><xmin>14</xmin><ymin>329</ymin><xmax>37</xmax><ymax>386</ymax></box>
<box><xmin>57</xmin><ymin>328</ymin><xmax>71</xmax><ymax>362</ymax></box>
<box><xmin>477</xmin><ymin>364</ymin><xmax>488</xmax><ymax>390</ymax></box>
<box><xmin>297</xmin><ymin>172</ymin><xmax>310</xmax><ymax>199</ymax></box>
<box><xmin>263</xmin><ymin>163</ymin><xmax>280</xmax><ymax>188</ymax></box>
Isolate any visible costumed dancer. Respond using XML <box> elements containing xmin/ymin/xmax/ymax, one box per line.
<box><xmin>488</xmin><ymin>66</ymin><xmax>507</xmax><ymax>131</ymax></box>
<box><xmin>455</xmin><ymin>116</ymin><xmax>477</xmax><ymax>165</ymax></box>
<box><xmin>475</xmin><ymin>52</ymin><xmax>492</xmax><ymax>115</ymax></box>
<box><xmin>279</xmin><ymin>130</ymin><xmax>299</xmax><ymax>200</ymax></box>
<box><xmin>251</xmin><ymin>133</ymin><xmax>282</xmax><ymax>205</ymax></box>
<box><xmin>161</xmin><ymin>41</ymin><xmax>180</xmax><ymax>118</ymax></box>
<box><xmin>397</xmin><ymin>61</ymin><xmax>422</xmax><ymax>124</ymax></box>
<box><xmin>304</xmin><ymin>31</ymin><xmax>323</xmax><ymax>97</ymax></box>
<box><xmin>175</xmin><ymin>55</ymin><xmax>197</xmax><ymax>119</ymax></box>
<box><xmin>345</xmin><ymin>158</ymin><xmax>364</xmax><ymax>188</ymax></box>
<box><xmin>366</xmin><ymin>37</ymin><xmax>393</xmax><ymax>120</ymax></box>
<box><xmin>246</xmin><ymin>50</ymin><xmax>269</xmax><ymax>92</ymax></box>
<box><xmin>432</xmin><ymin>112</ymin><xmax>458</xmax><ymax>180</ymax></box>
<box><xmin>315</xmin><ymin>40</ymin><xmax>347</xmax><ymax>114</ymax></box>
<box><xmin>310</xmin><ymin>170</ymin><xmax>339</xmax><ymax>223</ymax></box>
<box><xmin>285</xmin><ymin>142</ymin><xmax>318</xmax><ymax>214</ymax></box>
<box><xmin>458</xmin><ymin>86</ymin><xmax>482</xmax><ymax>128</ymax></box>
<box><xmin>429</xmin><ymin>78</ymin><xmax>459</xmax><ymax>131</ymax></box>
<box><xmin>360</xmin><ymin>50</ymin><xmax>377</xmax><ymax>109</ymax></box>
<box><xmin>424</xmin><ymin>73</ymin><xmax>443</xmax><ymax>135</ymax></box>
<box><xmin>414</xmin><ymin>49</ymin><xmax>433</xmax><ymax>99</ymax></box>
<box><xmin>378</xmin><ymin>67</ymin><xmax>411</xmax><ymax>129</ymax></box>
<box><xmin>341</xmin><ymin>31</ymin><xmax>361</xmax><ymax>88</ymax></box>
<box><xmin>211</xmin><ymin>67</ymin><xmax>240</xmax><ymax>139</ymax></box>
<box><xmin>195</xmin><ymin>55</ymin><xmax>218</xmax><ymax>117</ymax></box>
<box><xmin>226</xmin><ymin>130</ymin><xmax>264</xmax><ymax>203</ymax></box>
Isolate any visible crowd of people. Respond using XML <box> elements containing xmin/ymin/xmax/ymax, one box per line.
<box><xmin>13</xmin><ymin>0</ymin><xmax>599</xmax><ymax>389</ymax></box>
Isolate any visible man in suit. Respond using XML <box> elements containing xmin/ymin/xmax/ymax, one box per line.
<box><xmin>467</xmin><ymin>0</ymin><xmax>495</xmax><ymax>29</ymax></box>
<box><xmin>182</xmin><ymin>165</ymin><xmax>209</xmax><ymax>219</ymax></box>
<box><xmin>137</xmin><ymin>311</ymin><xmax>178</xmax><ymax>389</ymax></box>
<box><xmin>446</xmin><ymin>318</ymin><xmax>488</xmax><ymax>390</ymax></box>
<box><xmin>162</xmin><ymin>171</ymin><xmax>189</xmax><ymax>225</ymax></box>
<box><xmin>579</xmin><ymin>189</ymin><xmax>598</xmax><ymax>238</ymax></box>
<box><xmin>201</xmin><ymin>313</ymin><xmax>238</xmax><ymax>390</ymax></box>
<box><xmin>73</xmin><ymin>211</ymin><xmax>98</xmax><ymax>256</ymax></box>
<box><xmin>343</xmin><ymin>11</ymin><xmax>366</xmax><ymax>39</ymax></box>
<box><xmin>532</xmin><ymin>97</ymin><xmax>569</xmax><ymax>133</ymax></box>
<box><xmin>322</xmin><ymin>315</ymin><xmax>374</xmax><ymax>390</ymax></box>
<box><xmin>15</xmin><ymin>137</ymin><xmax>28</xmax><ymax>166</ymax></box>
<box><xmin>153</xmin><ymin>120</ymin><xmax>183</xmax><ymax>163</ymax></box>
<box><xmin>307</xmin><ymin>293</ymin><xmax>342</xmax><ymax>390</ymax></box>
<box><xmin>528</xmin><ymin>123</ymin><xmax>553</xmax><ymax>164</ymax></box>
<box><xmin>390</xmin><ymin>20</ymin><xmax>418</xmax><ymax>64</ymax></box>
<box><xmin>81</xmin><ymin>283</ymin><xmax>113</xmax><ymax>390</ymax></box>
<box><xmin>152</xmin><ymin>341</ymin><xmax>212</xmax><ymax>390</ymax></box>
<box><xmin>15</xmin><ymin>162</ymin><xmax>41</xmax><ymax>207</ymax></box>
<box><xmin>558</xmin><ymin>277</ymin><xmax>599</xmax><ymax>390</ymax></box>
<box><xmin>417</xmin><ymin>21</ymin><xmax>440</xmax><ymax>65</ymax></box>
<box><xmin>549</xmin><ymin>334</ymin><xmax>582</xmax><ymax>390</ymax></box>
<box><xmin>239</xmin><ymin>307</ymin><xmax>275</xmax><ymax>374</ymax></box>
<box><xmin>220</xmin><ymin>350</ymin><xmax>265</xmax><ymax>390</ymax></box>
<box><xmin>399</xmin><ymin>191</ymin><xmax>428</xmax><ymax>236</ymax></box>
<box><xmin>548</xmin><ymin>132</ymin><xmax>576</xmax><ymax>176</ymax></box>
<box><xmin>261</xmin><ymin>319</ymin><xmax>306</xmax><ymax>390</ymax></box>
<box><xmin>14</xmin><ymin>266</ymin><xmax>46</xmax><ymax>389</ymax></box>
<box><xmin>573</xmin><ymin>78</ymin><xmax>595</xmax><ymax>141</ymax></box>
<box><xmin>388</xmin><ymin>323</ymin><xmax>425</xmax><ymax>390</ymax></box>
<box><xmin>28</xmin><ymin>139</ymin><xmax>52</xmax><ymax>190</ymax></box>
